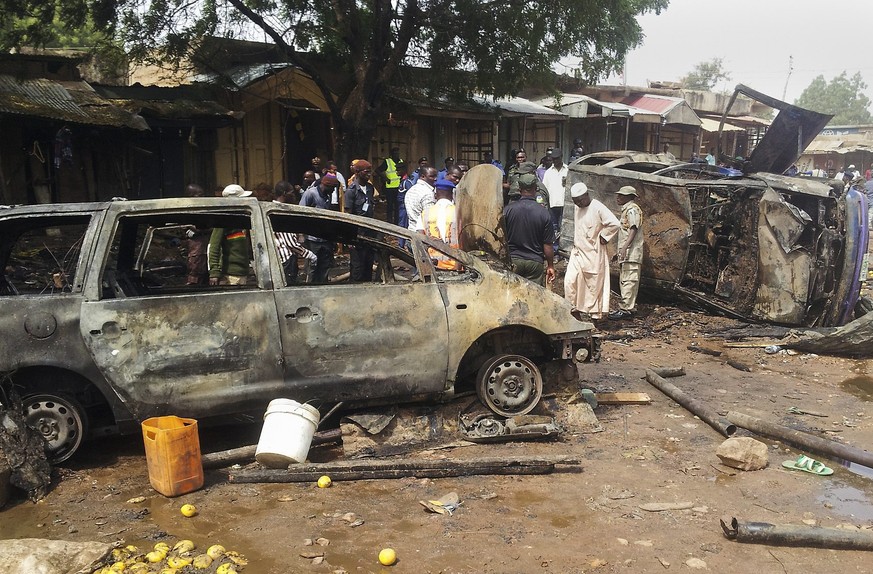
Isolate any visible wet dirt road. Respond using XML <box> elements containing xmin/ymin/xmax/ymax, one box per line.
<box><xmin>2</xmin><ymin>306</ymin><xmax>873</xmax><ymax>573</ymax></box>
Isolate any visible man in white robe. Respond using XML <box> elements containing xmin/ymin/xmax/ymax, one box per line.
<box><xmin>564</xmin><ymin>182</ymin><xmax>620</xmax><ymax>320</ymax></box>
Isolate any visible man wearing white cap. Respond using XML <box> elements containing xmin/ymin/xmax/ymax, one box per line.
<box><xmin>564</xmin><ymin>182</ymin><xmax>620</xmax><ymax>320</ymax></box>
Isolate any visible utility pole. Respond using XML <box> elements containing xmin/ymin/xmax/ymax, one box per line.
<box><xmin>782</xmin><ymin>55</ymin><xmax>794</xmax><ymax>101</ymax></box>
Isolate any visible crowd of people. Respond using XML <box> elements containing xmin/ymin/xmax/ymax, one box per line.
<box><xmin>194</xmin><ymin>141</ymin><xmax>644</xmax><ymax>325</ymax></box>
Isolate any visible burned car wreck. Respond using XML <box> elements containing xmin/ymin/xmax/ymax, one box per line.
<box><xmin>563</xmin><ymin>84</ymin><xmax>869</xmax><ymax>327</ymax></box>
<box><xmin>0</xmin><ymin>198</ymin><xmax>596</xmax><ymax>462</ymax></box>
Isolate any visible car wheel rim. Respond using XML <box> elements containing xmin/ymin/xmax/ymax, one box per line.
<box><xmin>25</xmin><ymin>395</ymin><xmax>84</xmax><ymax>464</ymax></box>
<box><xmin>477</xmin><ymin>355</ymin><xmax>542</xmax><ymax>417</ymax></box>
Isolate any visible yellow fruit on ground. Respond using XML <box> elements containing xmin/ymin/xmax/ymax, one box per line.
<box><xmin>180</xmin><ymin>503</ymin><xmax>197</xmax><ymax>517</ymax></box>
<box><xmin>153</xmin><ymin>542</ymin><xmax>170</xmax><ymax>553</ymax></box>
<box><xmin>378</xmin><ymin>548</ymin><xmax>397</xmax><ymax>566</ymax></box>
<box><xmin>145</xmin><ymin>550</ymin><xmax>166</xmax><ymax>563</ymax></box>
<box><xmin>192</xmin><ymin>554</ymin><xmax>213</xmax><ymax>569</ymax></box>
<box><xmin>110</xmin><ymin>549</ymin><xmax>129</xmax><ymax>562</ymax></box>
<box><xmin>127</xmin><ymin>563</ymin><xmax>149</xmax><ymax>574</ymax></box>
<box><xmin>158</xmin><ymin>569</ymin><xmax>178</xmax><ymax>574</ymax></box>
<box><xmin>167</xmin><ymin>555</ymin><xmax>192</xmax><ymax>568</ymax></box>
<box><xmin>216</xmin><ymin>563</ymin><xmax>238</xmax><ymax>574</ymax></box>
<box><xmin>124</xmin><ymin>545</ymin><xmax>139</xmax><ymax>554</ymax></box>
<box><xmin>206</xmin><ymin>544</ymin><xmax>226</xmax><ymax>560</ymax></box>
<box><xmin>317</xmin><ymin>475</ymin><xmax>332</xmax><ymax>488</ymax></box>
<box><xmin>172</xmin><ymin>539</ymin><xmax>195</xmax><ymax>553</ymax></box>
<box><xmin>109</xmin><ymin>563</ymin><xmax>126</xmax><ymax>572</ymax></box>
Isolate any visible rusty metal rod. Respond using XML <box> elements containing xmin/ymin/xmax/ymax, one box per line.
<box><xmin>722</xmin><ymin>517</ymin><xmax>873</xmax><ymax>550</ymax></box>
<box><xmin>645</xmin><ymin>369</ymin><xmax>736</xmax><ymax>437</ymax></box>
<box><xmin>726</xmin><ymin>411</ymin><xmax>873</xmax><ymax>469</ymax></box>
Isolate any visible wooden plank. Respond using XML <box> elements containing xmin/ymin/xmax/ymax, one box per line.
<box><xmin>225</xmin><ymin>455</ymin><xmax>580</xmax><ymax>483</ymax></box>
<box><xmin>595</xmin><ymin>392</ymin><xmax>651</xmax><ymax>405</ymax></box>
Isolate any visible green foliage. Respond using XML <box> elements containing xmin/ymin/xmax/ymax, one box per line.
<box><xmin>0</xmin><ymin>0</ymin><xmax>671</xmax><ymax>157</ymax></box>
<box><xmin>0</xmin><ymin>0</ymin><xmax>94</xmax><ymax>49</ymax></box>
<box><xmin>795</xmin><ymin>72</ymin><xmax>872</xmax><ymax>125</ymax></box>
<box><xmin>681</xmin><ymin>57</ymin><xmax>731</xmax><ymax>91</ymax></box>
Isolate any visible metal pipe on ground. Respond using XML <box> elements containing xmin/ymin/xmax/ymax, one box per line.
<box><xmin>651</xmin><ymin>366</ymin><xmax>686</xmax><ymax>378</ymax></box>
<box><xmin>722</xmin><ymin>517</ymin><xmax>873</xmax><ymax>550</ymax></box>
<box><xmin>726</xmin><ymin>411</ymin><xmax>873</xmax><ymax>469</ymax></box>
<box><xmin>645</xmin><ymin>369</ymin><xmax>736</xmax><ymax>437</ymax></box>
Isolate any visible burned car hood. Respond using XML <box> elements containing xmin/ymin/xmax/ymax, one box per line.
<box><xmin>721</xmin><ymin>84</ymin><xmax>832</xmax><ymax>175</ymax></box>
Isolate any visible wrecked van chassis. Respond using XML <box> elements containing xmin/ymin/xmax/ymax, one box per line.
<box><xmin>0</xmin><ymin>199</ymin><xmax>596</xmax><ymax>462</ymax></box>
<box><xmin>563</xmin><ymin>84</ymin><xmax>867</xmax><ymax>328</ymax></box>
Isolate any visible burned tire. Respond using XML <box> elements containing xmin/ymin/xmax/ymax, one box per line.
<box><xmin>23</xmin><ymin>393</ymin><xmax>87</xmax><ymax>464</ymax></box>
<box><xmin>476</xmin><ymin>354</ymin><xmax>543</xmax><ymax>417</ymax></box>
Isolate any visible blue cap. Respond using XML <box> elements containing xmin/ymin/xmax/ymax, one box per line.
<box><xmin>434</xmin><ymin>178</ymin><xmax>456</xmax><ymax>190</ymax></box>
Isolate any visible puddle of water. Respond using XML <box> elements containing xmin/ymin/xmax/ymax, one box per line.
<box><xmin>817</xmin><ymin>485</ymin><xmax>873</xmax><ymax>521</ymax></box>
<box><xmin>841</xmin><ymin>375</ymin><xmax>873</xmax><ymax>401</ymax></box>
<box><xmin>839</xmin><ymin>460</ymin><xmax>873</xmax><ymax>479</ymax></box>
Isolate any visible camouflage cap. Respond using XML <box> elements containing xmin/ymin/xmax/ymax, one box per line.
<box><xmin>516</xmin><ymin>161</ymin><xmax>539</xmax><ymax>174</ymax></box>
<box><xmin>517</xmin><ymin>173</ymin><xmax>538</xmax><ymax>189</ymax></box>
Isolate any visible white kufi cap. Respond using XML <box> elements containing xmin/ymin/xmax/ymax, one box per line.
<box><xmin>570</xmin><ymin>182</ymin><xmax>589</xmax><ymax>197</ymax></box>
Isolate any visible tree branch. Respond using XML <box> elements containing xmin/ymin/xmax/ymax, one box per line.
<box><xmin>224</xmin><ymin>0</ymin><xmax>344</xmax><ymax>124</ymax></box>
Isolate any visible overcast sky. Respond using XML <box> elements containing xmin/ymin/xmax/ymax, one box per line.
<box><xmin>596</xmin><ymin>0</ymin><xmax>873</xmax><ymax>107</ymax></box>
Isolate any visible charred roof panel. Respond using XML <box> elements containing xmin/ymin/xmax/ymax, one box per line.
<box><xmin>0</xmin><ymin>75</ymin><xmax>148</xmax><ymax>130</ymax></box>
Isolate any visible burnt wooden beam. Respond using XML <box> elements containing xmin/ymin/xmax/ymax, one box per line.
<box><xmin>225</xmin><ymin>455</ymin><xmax>581</xmax><ymax>483</ymax></box>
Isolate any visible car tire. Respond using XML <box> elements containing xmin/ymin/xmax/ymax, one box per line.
<box><xmin>476</xmin><ymin>354</ymin><xmax>543</xmax><ymax>417</ymax></box>
<box><xmin>23</xmin><ymin>393</ymin><xmax>88</xmax><ymax>464</ymax></box>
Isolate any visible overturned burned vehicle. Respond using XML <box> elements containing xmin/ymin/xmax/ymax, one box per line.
<box><xmin>563</xmin><ymin>84</ymin><xmax>869</xmax><ymax>327</ymax></box>
<box><xmin>0</xmin><ymin>198</ymin><xmax>595</xmax><ymax>462</ymax></box>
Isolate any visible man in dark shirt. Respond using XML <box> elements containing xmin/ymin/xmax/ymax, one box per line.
<box><xmin>502</xmin><ymin>173</ymin><xmax>556</xmax><ymax>286</ymax></box>
<box><xmin>344</xmin><ymin>160</ymin><xmax>377</xmax><ymax>282</ymax></box>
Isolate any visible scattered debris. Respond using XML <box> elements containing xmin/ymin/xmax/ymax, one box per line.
<box><xmin>458</xmin><ymin>413</ymin><xmax>561</xmax><ymax>443</ymax></box>
<box><xmin>645</xmin><ymin>369</ymin><xmax>737</xmax><ymax>437</ymax></box>
<box><xmin>201</xmin><ymin>429</ymin><xmax>342</xmax><ymax>469</ymax></box>
<box><xmin>687</xmin><ymin>345</ymin><xmax>722</xmax><ymax>357</ymax></box>
<box><xmin>725</xmin><ymin>360</ymin><xmax>752</xmax><ymax>372</ymax></box>
<box><xmin>594</xmin><ymin>392</ymin><xmax>652</xmax><ymax>405</ymax></box>
<box><xmin>722</xmin><ymin>517</ymin><xmax>873</xmax><ymax>550</ymax></box>
<box><xmin>784</xmin><ymin>309</ymin><xmax>873</xmax><ymax>358</ymax></box>
<box><xmin>419</xmin><ymin>492</ymin><xmax>461</xmax><ymax>515</ymax></box>
<box><xmin>716</xmin><ymin>437</ymin><xmax>769</xmax><ymax>471</ymax></box>
<box><xmin>639</xmin><ymin>502</ymin><xmax>694</xmax><ymax>512</ymax></box>
<box><xmin>787</xmin><ymin>406</ymin><xmax>828</xmax><ymax>418</ymax></box>
<box><xmin>0</xmin><ymin>397</ymin><xmax>52</xmax><ymax>502</ymax></box>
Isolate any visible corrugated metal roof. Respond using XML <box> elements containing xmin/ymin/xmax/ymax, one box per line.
<box><xmin>620</xmin><ymin>94</ymin><xmax>685</xmax><ymax>114</ymax></box>
<box><xmin>473</xmin><ymin>95</ymin><xmax>566</xmax><ymax>118</ymax></box>
<box><xmin>0</xmin><ymin>75</ymin><xmax>148</xmax><ymax>130</ymax></box>
<box><xmin>700</xmin><ymin>118</ymin><xmax>746</xmax><ymax>133</ymax></box>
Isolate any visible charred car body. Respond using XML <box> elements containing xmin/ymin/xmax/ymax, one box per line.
<box><xmin>562</xmin><ymin>85</ymin><xmax>869</xmax><ymax>327</ymax></box>
<box><xmin>0</xmin><ymin>198</ymin><xmax>595</xmax><ymax>462</ymax></box>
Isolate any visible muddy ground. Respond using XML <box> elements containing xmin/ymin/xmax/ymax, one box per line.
<box><xmin>2</xmin><ymin>285</ymin><xmax>873</xmax><ymax>573</ymax></box>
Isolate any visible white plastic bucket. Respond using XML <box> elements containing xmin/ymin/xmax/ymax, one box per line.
<box><xmin>255</xmin><ymin>399</ymin><xmax>321</xmax><ymax>468</ymax></box>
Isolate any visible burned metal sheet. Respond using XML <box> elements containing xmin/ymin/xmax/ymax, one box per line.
<box><xmin>455</xmin><ymin>164</ymin><xmax>505</xmax><ymax>257</ymax></box>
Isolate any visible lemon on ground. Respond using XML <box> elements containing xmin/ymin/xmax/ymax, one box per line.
<box><xmin>153</xmin><ymin>543</ymin><xmax>170</xmax><ymax>553</ymax></box>
<box><xmin>180</xmin><ymin>503</ymin><xmax>197</xmax><ymax>517</ymax></box>
<box><xmin>378</xmin><ymin>548</ymin><xmax>397</xmax><ymax>566</ymax></box>
<box><xmin>317</xmin><ymin>475</ymin><xmax>332</xmax><ymax>488</ymax></box>
<box><xmin>172</xmin><ymin>539</ymin><xmax>195</xmax><ymax>553</ymax></box>
<box><xmin>145</xmin><ymin>550</ymin><xmax>166</xmax><ymax>563</ymax></box>
<box><xmin>216</xmin><ymin>564</ymin><xmax>238</xmax><ymax>574</ymax></box>
<box><xmin>206</xmin><ymin>544</ymin><xmax>226</xmax><ymax>560</ymax></box>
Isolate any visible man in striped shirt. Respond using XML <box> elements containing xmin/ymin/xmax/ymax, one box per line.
<box><xmin>273</xmin><ymin>185</ymin><xmax>317</xmax><ymax>285</ymax></box>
